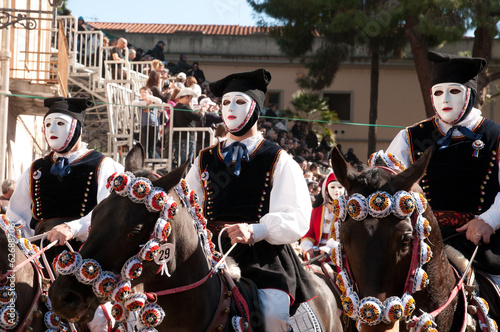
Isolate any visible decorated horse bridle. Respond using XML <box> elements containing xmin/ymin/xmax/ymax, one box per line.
<box><xmin>52</xmin><ymin>172</ymin><xmax>221</xmax><ymax>332</ymax></box>
<box><xmin>0</xmin><ymin>215</ymin><xmax>70</xmax><ymax>331</ymax></box>
<box><xmin>331</xmin><ymin>188</ymin><xmax>435</xmax><ymax>331</ymax></box>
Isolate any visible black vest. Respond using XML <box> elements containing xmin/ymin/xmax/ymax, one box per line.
<box><xmin>30</xmin><ymin>150</ymin><xmax>106</xmax><ymax>226</ymax></box>
<box><xmin>407</xmin><ymin>117</ymin><xmax>500</xmax><ymax>214</ymax></box>
<box><xmin>199</xmin><ymin>139</ymin><xmax>282</xmax><ymax>223</ymax></box>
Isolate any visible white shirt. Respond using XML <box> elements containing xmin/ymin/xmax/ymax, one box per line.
<box><xmin>387</xmin><ymin>108</ymin><xmax>500</xmax><ymax>231</ymax></box>
<box><xmin>186</xmin><ymin>134</ymin><xmax>312</xmax><ymax>245</ymax></box>
<box><xmin>7</xmin><ymin>143</ymin><xmax>124</xmax><ymax>240</ymax></box>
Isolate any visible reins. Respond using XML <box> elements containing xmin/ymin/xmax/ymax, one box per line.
<box><xmin>408</xmin><ymin>243</ymin><xmax>481</xmax><ymax>328</ymax></box>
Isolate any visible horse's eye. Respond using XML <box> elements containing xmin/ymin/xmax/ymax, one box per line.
<box><xmin>402</xmin><ymin>234</ymin><xmax>413</xmax><ymax>247</ymax></box>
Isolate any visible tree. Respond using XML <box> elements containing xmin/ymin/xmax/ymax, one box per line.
<box><xmin>248</xmin><ymin>0</ymin><xmax>407</xmax><ymax>158</ymax></box>
<box><xmin>282</xmin><ymin>90</ymin><xmax>338</xmax><ymax>137</ymax></box>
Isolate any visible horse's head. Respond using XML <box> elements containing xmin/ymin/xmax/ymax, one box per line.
<box><xmin>49</xmin><ymin>144</ymin><xmax>194</xmax><ymax>323</ymax></box>
<box><xmin>331</xmin><ymin>147</ymin><xmax>435</xmax><ymax>331</ymax></box>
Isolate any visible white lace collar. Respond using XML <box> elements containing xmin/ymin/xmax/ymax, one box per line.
<box><xmin>53</xmin><ymin>143</ymin><xmax>90</xmax><ymax>163</ymax></box>
<box><xmin>224</xmin><ymin>133</ymin><xmax>264</xmax><ymax>155</ymax></box>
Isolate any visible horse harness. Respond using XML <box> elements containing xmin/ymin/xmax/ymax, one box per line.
<box><xmin>53</xmin><ymin>174</ymin><xmax>255</xmax><ymax>331</ymax></box>
<box><xmin>330</xmin><ymin>166</ymin><xmax>497</xmax><ymax>331</ymax></box>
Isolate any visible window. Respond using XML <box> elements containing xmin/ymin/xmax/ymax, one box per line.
<box><xmin>265</xmin><ymin>90</ymin><xmax>283</xmax><ymax>111</ymax></box>
<box><xmin>323</xmin><ymin>92</ymin><xmax>352</xmax><ymax>121</ymax></box>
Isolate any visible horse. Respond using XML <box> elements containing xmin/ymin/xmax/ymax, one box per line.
<box><xmin>0</xmin><ymin>218</ymin><xmax>57</xmax><ymax>332</ymax></box>
<box><xmin>328</xmin><ymin>146</ymin><xmax>498</xmax><ymax>332</ymax></box>
<box><xmin>47</xmin><ymin>144</ymin><xmax>342</xmax><ymax>332</ymax></box>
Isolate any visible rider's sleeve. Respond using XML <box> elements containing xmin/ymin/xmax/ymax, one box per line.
<box><xmin>386</xmin><ymin>129</ymin><xmax>412</xmax><ymax>168</ymax></box>
<box><xmin>185</xmin><ymin>156</ymin><xmax>203</xmax><ymax>199</ymax></box>
<box><xmin>478</xmin><ymin>189</ymin><xmax>500</xmax><ymax>231</ymax></box>
<box><xmin>6</xmin><ymin>169</ymin><xmax>35</xmax><ymax>237</ymax></box>
<box><xmin>66</xmin><ymin>157</ymin><xmax>124</xmax><ymax>241</ymax></box>
<box><xmin>252</xmin><ymin>151</ymin><xmax>312</xmax><ymax>245</ymax></box>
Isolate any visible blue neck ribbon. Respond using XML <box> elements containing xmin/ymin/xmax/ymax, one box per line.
<box><xmin>437</xmin><ymin>125</ymin><xmax>482</xmax><ymax>149</ymax></box>
<box><xmin>50</xmin><ymin>157</ymin><xmax>71</xmax><ymax>180</ymax></box>
<box><xmin>223</xmin><ymin>142</ymin><xmax>249</xmax><ymax>176</ymax></box>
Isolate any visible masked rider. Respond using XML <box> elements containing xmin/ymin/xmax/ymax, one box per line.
<box><xmin>387</xmin><ymin>51</ymin><xmax>500</xmax><ymax>285</ymax></box>
<box><xmin>186</xmin><ymin>69</ymin><xmax>316</xmax><ymax>332</ymax></box>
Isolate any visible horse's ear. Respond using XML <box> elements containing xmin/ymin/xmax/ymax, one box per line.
<box><xmin>125</xmin><ymin>143</ymin><xmax>146</xmax><ymax>172</ymax></box>
<box><xmin>330</xmin><ymin>146</ymin><xmax>357</xmax><ymax>193</ymax></box>
<box><xmin>153</xmin><ymin>160</ymin><xmax>190</xmax><ymax>192</ymax></box>
<box><xmin>392</xmin><ymin>147</ymin><xmax>432</xmax><ymax>192</ymax></box>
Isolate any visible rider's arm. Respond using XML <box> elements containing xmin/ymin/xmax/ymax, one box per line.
<box><xmin>386</xmin><ymin>129</ymin><xmax>412</xmax><ymax>168</ymax></box>
<box><xmin>478</xmin><ymin>191</ymin><xmax>500</xmax><ymax>231</ymax></box>
<box><xmin>252</xmin><ymin>151</ymin><xmax>312</xmax><ymax>245</ymax></box>
<box><xmin>6</xmin><ymin>169</ymin><xmax>34</xmax><ymax>237</ymax></box>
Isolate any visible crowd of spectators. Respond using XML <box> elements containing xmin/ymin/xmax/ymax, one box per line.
<box><xmin>66</xmin><ymin>15</ymin><xmax>363</xmax><ymax>201</ymax></box>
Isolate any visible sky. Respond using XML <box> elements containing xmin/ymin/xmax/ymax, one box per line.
<box><xmin>66</xmin><ymin>0</ymin><xmax>264</xmax><ymax>26</ymax></box>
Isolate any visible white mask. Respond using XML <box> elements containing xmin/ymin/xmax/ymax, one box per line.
<box><xmin>44</xmin><ymin>112</ymin><xmax>77</xmax><ymax>152</ymax></box>
<box><xmin>221</xmin><ymin>91</ymin><xmax>256</xmax><ymax>133</ymax></box>
<box><xmin>327</xmin><ymin>181</ymin><xmax>345</xmax><ymax>201</ymax></box>
<box><xmin>431</xmin><ymin>82</ymin><xmax>470</xmax><ymax>124</ymax></box>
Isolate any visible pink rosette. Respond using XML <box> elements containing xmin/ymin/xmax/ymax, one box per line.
<box><xmin>138</xmin><ymin>239</ymin><xmax>161</xmax><ymax>261</ymax></box>
<box><xmin>140</xmin><ymin>303</ymin><xmax>166</xmax><ymax>327</ymax></box>
<box><xmin>189</xmin><ymin>190</ymin><xmax>198</xmax><ymax>207</ymax></box>
<box><xmin>333</xmin><ymin>196</ymin><xmax>347</xmax><ymax>221</ymax></box>
<box><xmin>160</xmin><ymin>197</ymin><xmax>178</xmax><ymax>220</ymax></box>
<box><xmin>330</xmin><ymin>220</ymin><xmax>340</xmax><ymax>242</ymax></box>
<box><xmin>92</xmin><ymin>271</ymin><xmax>117</xmax><ymax>298</ymax></box>
<box><xmin>106</xmin><ymin>172</ymin><xmax>118</xmax><ymax>189</ymax></box>
<box><xmin>341</xmin><ymin>292</ymin><xmax>359</xmax><ymax>319</ymax></box>
<box><xmin>401</xmin><ymin>292</ymin><xmax>415</xmax><ymax>317</ymax></box>
<box><xmin>0</xmin><ymin>214</ymin><xmax>9</xmax><ymax>230</ymax></box>
<box><xmin>414</xmin><ymin>313</ymin><xmax>435</xmax><ymax>332</ymax></box>
<box><xmin>128</xmin><ymin>178</ymin><xmax>153</xmax><ymax>204</ymax></box>
<box><xmin>0</xmin><ymin>286</ymin><xmax>16</xmax><ymax>306</ymax></box>
<box><xmin>412</xmin><ymin>267</ymin><xmax>429</xmax><ymax>293</ymax></box>
<box><xmin>146</xmin><ymin>189</ymin><xmax>168</xmax><ymax>212</ymax></box>
<box><xmin>124</xmin><ymin>293</ymin><xmax>147</xmax><ymax>312</ymax></box>
<box><xmin>75</xmin><ymin>259</ymin><xmax>102</xmax><ymax>285</ymax></box>
<box><xmin>0</xmin><ymin>306</ymin><xmax>19</xmax><ymax>329</ymax></box>
<box><xmin>56</xmin><ymin>251</ymin><xmax>82</xmax><ymax>275</ymax></box>
<box><xmin>411</xmin><ymin>192</ymin><xmax>428</xmax><ymax>214</ymax></box>
<box><xmin>419</xmin><ymin>241</ymin><xmax>432</xmax><ymax>266</ymax></box>
<box><xmin>111</xmin><ymin>302</ymin><xmax>127</xmax><ymax>322</ymax></box>
<box><xmin>382</xmin><ymin>296</ymin><xmax>403</xmax><ymax>323</ymax></box>
<box><xmin>44</xmin><ymin>311</ymin><xmax>61</xmax><ymax>329</ymax></box>
<box><xmin>154</xmin><ymin>218</ymin><xmax>171</xmax><ymax>243</ymax></box>
<box><xmin>120</xmin><ymin>256</ymin><xmax>143</xmax><ymax>281</ymax></box>
<box><xmin>358</xmin><ymin>297</ymin><xmax>383</xmax><ymax>326</ymax></box>
<box><xmin>347</xmin><ymin>194</ymin><xmax>368</xmax><ymax>221</ymax></box>
<box><xmin>392</xmin><ymin>191</ymin><xmax>415</xmax><ymax>219</ymax></box>
<box><xmin>111</xmin><ymin>280</ymin><xmax>132</xmax><ymax>303</ymax></box>
<box><xmin>113</xmin><ymin>172</ymin><xmax>135</xmax><ymax>196</ymax></box>
<box><xmin>416</xmin><ymin>215</ymin><xmax>432</xmax><ymax>240</ymax></box>
<box><xmin>330</xmin><ymin>241</ymin><xmax>343</xmax><ymax>269</ymax></box>
<box><xmin>179</xmin><ymin>179</ymin><xmax>190</xmax><ymax>196</ymax></box>
<box><xmin>368</xmin><ymin>191</ymin><xmax>393</xmax><ymax>218</ymax></box>
<box><xmin>336</xmin><ymin>270</ymin><xmax>351</xmax><ymax>295</ymax></box>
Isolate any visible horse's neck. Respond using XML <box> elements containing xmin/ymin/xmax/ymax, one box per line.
<box><xmin>13</xmin><ymin>248</ymin><xmax>46</xmax><ymax>331</ymax></box>
<box><xmin>414</xmin><ymin>228</ymin><xmax>458</xmax><ymax>331</ymax></box>
<box><xmin>144</xmin><ymin>239</ymin><xmax>223</xmax><ymax>331</ymax></box>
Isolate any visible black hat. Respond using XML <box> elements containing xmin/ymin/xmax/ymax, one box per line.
<box><xmin>43</xmin><ymin>97</ymin><xmax>92</xmax><ymax>124</ymax></box>
<box><xmin>209</xmin><ymin>68</ymin><xmax>271</xmax><ymax>110</ymax></box>
<box><xmin>427</xmin><ymin>50</ymin><xmax>486</xmax><ymax>93</ymax></box>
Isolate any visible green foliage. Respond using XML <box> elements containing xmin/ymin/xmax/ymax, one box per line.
<box><xmin>282</xmin><ymin>90</ymin><xmax>339</xmax><ymax>135</ymax></box>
